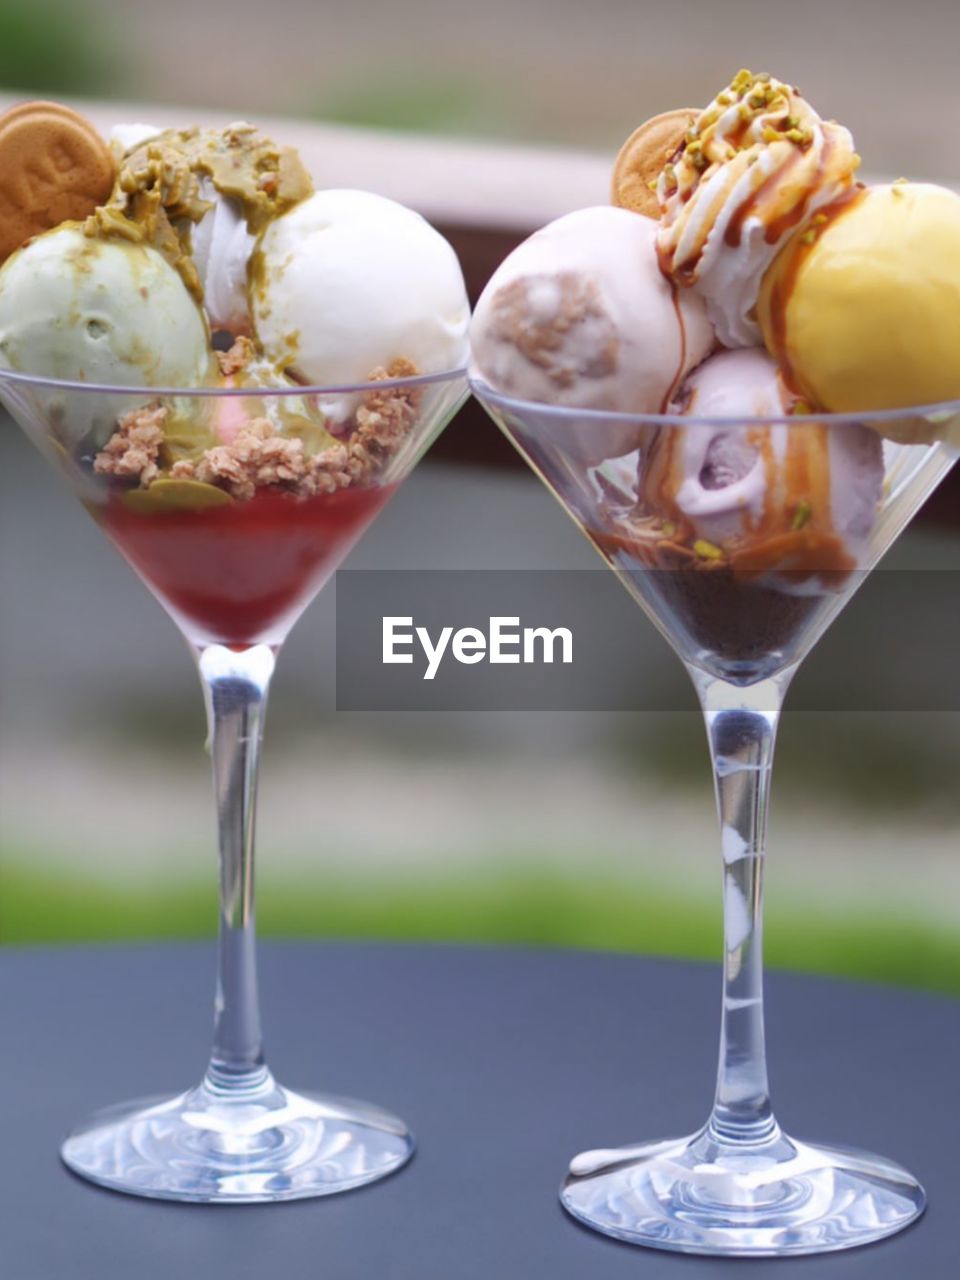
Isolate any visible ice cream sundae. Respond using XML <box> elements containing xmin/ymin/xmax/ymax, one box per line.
<box><xmin>0</xmin><ymin>102</ymin><xmax>470</xmax><ymax>643</ymax></box>
<box><xmin>470</xmin><ymin>68</ymin><xmax>960</xmax><ymax>676</ymax></box>
<box><xmin>0</xmin><ymin>102</ymin><xmax>472</xmax><ymax>1201</ymax></box>
<box><xmin>468</xmin><ymin>73</ymin><xmax>956</xmax><ymax>1254</ymax></box>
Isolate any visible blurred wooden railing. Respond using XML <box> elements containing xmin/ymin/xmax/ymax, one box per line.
<box><xmin>2</xmin><ymin>94</ymin><xmax>957</xmax><ymax>524</ymax></box>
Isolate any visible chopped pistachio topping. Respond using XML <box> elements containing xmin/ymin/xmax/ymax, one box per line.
<box><xmin>792</xmin><ymin>500</ymin><xmax>812</xmax><ymax>530</ymax></box>
<box><xmin>687</xmin><ymin>142</ymin><xmax>709</xmax><ymax>172</ymax></box>
<box><xmin>84</xmin><ymin>123</ymin><xmax>314</xmax><ymax>301</ymax></box>
<box><xmin>693</xmin><ymin>538</ymin><xmax>725</xmax><ymax>561</ymax></box>
<box><xmin>655</xmin><ymin>66</ymin><xmax>859</xmax><ymax>283</ymax></box>
<box><xmin>731</xmin><ymin>68</ymin><xmax>755</xmax><ymax>96</ymax></box>
<box><xmin>761</xmin><ymin>122</ymin><xmax>813</xmax><ymax>147</ymax></box>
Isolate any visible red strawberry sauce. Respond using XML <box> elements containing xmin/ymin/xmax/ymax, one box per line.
<box><xmin>100</xmin><ymin>483</ymin><xmax>396</xmax><ymax>646</ymax></box>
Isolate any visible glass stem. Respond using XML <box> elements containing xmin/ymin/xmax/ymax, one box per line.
<box><xmin>689</xmin><ymin>666</ymin><xmax>795</xmax><ymax>1150</ymax></box>
<box><xmin>197</xmin><ymin>643</ymin><xmax>276</xmax><ymax>1096</ymax></box>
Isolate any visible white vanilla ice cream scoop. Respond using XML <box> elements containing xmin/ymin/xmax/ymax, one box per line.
<box><xmin>191</xmin><ymin>177</ymin><xmax>257</xmax><ymax>335</ymax></box>
<box><xmin>253</xmin><ymin>189</ymin><xmax>470</xmax><ymax>404</ymax></box>
<box><xmin>657</xmin><ymin>70</ymin><xmax>859</xmax><ymax>348</ymax></box>
<box><xmin>109</xmin><ymin>122</ymin><xmax>163</xmax><ymax>153</ymax></box>
<box><xmin>0</xmin><ymin>225</ymin><xmax>213</xmax><ymax>448</ymax></box>
<box><xmin>642</xmin><ymin>348</ymin><xmax>883</xmax><ymax>578</ymax></box>
<box><xmin>470</xmin><ymin>206</ymin><xmax>713</xmax><ymax>415</ymax></box>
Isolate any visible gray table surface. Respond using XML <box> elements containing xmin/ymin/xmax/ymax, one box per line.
<box><xmin>0</xmin><ymin>942</ymin><xmax>956</xmax><ymax>1278</ymax></box>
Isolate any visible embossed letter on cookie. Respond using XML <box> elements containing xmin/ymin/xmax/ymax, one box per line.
<box><xmin>0</xmin><ymin>100</ymin><xmax>115</xmax><ymax>263</ymax></box>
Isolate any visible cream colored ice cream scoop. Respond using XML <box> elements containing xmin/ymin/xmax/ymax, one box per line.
<box><xmin>190</xmin><ymin>177</ymin><xmax>257</xmax><ymax>336</ymax></box>
<box><xmin>252</xmin><ymin>189</ymin><xmax>469</xmax><ymax>416</ymax></box>
<box><xmin>470</xmin><ymin>206</ymin><xmax>713</xmax><ymax>415</ymax></box>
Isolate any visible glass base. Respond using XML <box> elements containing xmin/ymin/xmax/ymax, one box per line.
<box><xmin>61</xmin><ymin>1072</ymin><xmax>414</xmax><ymax>1203</ymax></box>
<box><xmin>561</xmin><ymin>1130</ymin><xmax>925</xmax><ymax>1256</ymax></box>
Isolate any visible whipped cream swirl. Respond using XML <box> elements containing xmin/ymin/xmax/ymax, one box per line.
<box><xmin>657</xmin><ymin>70</ymin><xmax>859</xmax><ymax>347</ymax></box>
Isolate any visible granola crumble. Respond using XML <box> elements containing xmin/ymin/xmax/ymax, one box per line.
<box><xmin>345</xmin><ymin>357</ymin><xmax>423</xmax><ymax>479</ymax></box>
<box><xmin>165</xmin><ymin>358</ymin><xmax>424</xmax><ymax>501</ymax></box>
<box><xmin>216</xmin><ymin>335</ymin><xmax>256</xmax><ymax>377</ymax></box>
<box><xmin>94</xmin><ymin>403</ymin><xmax>168</xmax><ymax>487</ymax></box>
<box><xmin>171</xmin><ymin>419</ymin><xmax>317</xmax><ymax>501</ymax></box>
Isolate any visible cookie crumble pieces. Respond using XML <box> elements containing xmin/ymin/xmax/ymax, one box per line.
<box><xmin>93</xmin><ymin>402</ymin><xmax>168</xmax><ymax>487</ymax></box>
<box><xmin>171</xmin><ymin>420</ymin><xmax>316</xmax><ymax>501</ymax></box>
<box><xmin>157</xmin><ymin>358</ymin><xmax>424</xmax><ymax>501</ymax></box>
<box><xmin>216</xmin><ymin>335</ymin><xmax>256</xmax><ymax>377</ymax></box>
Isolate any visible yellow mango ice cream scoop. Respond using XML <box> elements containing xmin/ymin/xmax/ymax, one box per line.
<box><xmin>758</xmin><ymin>182</ymin><xmax>960</xmax><ymax>414</ymax></box>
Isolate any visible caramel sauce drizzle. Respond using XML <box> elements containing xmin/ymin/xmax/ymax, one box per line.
<box><xmin>596</xmin><ymin>411</ymin><xmax>856</xmax><ymax>584</ymax></box>
<box><xmin>724</xmin><ymin>143</ymin><xmax>807</xmax><ymax>249</ymax></box>
<box><xmin>660</xmin><ymin>282</ymin><xmax>690</xmax><ymax>413</ymax></box>
<box><xmin>765</xmin><ymin>186</ymin><xmax>866</xmax><ymax>396</ymax></box>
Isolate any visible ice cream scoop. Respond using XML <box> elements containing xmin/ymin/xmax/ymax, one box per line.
<box><xmin>252</xmin><ymin>189</ymin><xmax>469</xmax><ymax>410</ymax></box>
<box><xmin>109</xmin><ymin>122</ymin><xmax>162</xmax><ymax>154</ymax></box>
<box><xmin>641</xmin><ymin>348</ymin><xmax>883</xmax><ymax>582</ymax></box>
<box><xmin>190</xmin><ymin>178</ymin><xmax>257</xmax><ymax>335</ymax></box>
<box><xmin>470</xmin><ymin>206</ymin><xmax>713</xmax><ymax>415</ymax></box>
<box><xmin>0</xmin><ymin>225</ymin><xmax>213</xmax><ymax>448</ymax></box>
<box><xmin>656</xmin><ymin>69</ymin><xmax>859</xmax><ymax>348</ymax></box>
<box><xmin>758</xmin><ymin>182</ymin><xmax>960</xmax><ymax>418</ymax></box>
<box><xmin>652</xmin><ymin>348</ymin><xmax>796</xmax><ymax>547</ymax></box>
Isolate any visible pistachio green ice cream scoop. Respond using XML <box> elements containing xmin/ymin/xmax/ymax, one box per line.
<box><xmin>0</xmin><ymin>225</ymin><xmax>213</xmax><ymax>450</ymax></box>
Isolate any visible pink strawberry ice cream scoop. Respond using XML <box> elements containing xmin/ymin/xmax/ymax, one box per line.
<box><xmin>640</xmin><ymin>348</ymin><xmax>884</xmax><ymax>584</ymax></box>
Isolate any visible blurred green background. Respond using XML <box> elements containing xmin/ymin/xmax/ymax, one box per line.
<box><xmin>0</xmin><ymin>0</ymin><xmax>958</xmax><ymax>993</ymax></box>
<box><xmin>3</xmin><ymin>0</ymin><xmax>960</xmax><ymax>177</ymax></box>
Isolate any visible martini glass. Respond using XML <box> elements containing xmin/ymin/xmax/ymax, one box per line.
<box><xmin>0</xmin><ymin>363</ymin><xmax>467</xmax><ymax>1202</ymax></box>
<box><xmin>471</xmin><ymin>375</ymin><xmax>958</xmax><ymax>1256</ymax></box>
